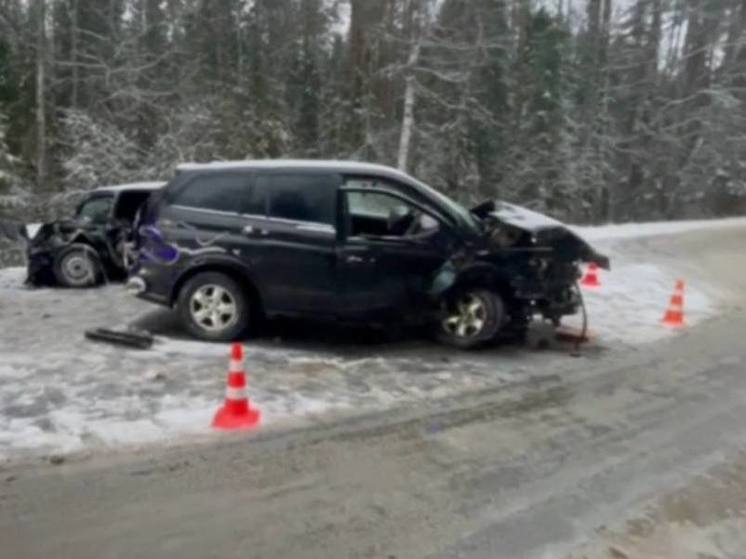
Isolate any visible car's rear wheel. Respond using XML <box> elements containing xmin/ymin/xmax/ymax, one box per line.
<box><xmin>435</xmin><ymin>288</ymin><xmax>505</xmax><ymax>349</ymax></box>
<box><xmin>178</xmin><ymin>272</ymin><xmax>249</xmax><ymax>342</ymax></box>
<box><xmin>54</xmin><ymin>243</ymin><xmax>102</xmax><ymax>288</ymax></box>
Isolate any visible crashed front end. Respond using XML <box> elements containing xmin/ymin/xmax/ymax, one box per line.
<box><xmin>485</xmin><ymin>202</ymin><xmax>609</xmax><ymax>322</ymax></box>
<box><xmin>438</xmin><ymin>201</ymin><xmax>610</xmax><ymax>326</ymax></box>
<box><xmin>25</xmin><ymin>220</ymin><xmax>114</xmax><ymax>285</ymax></box>
<box><xmin>25</xmin><ymin>222</ymin><xmax>73</xmax><ymax>285</ymax></box>
<box><xmin>0</xmin><ymin>220</ymin><xmax>60</xmax><ymax>286</ymax></box>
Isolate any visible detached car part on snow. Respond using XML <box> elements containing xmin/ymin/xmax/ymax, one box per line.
<box><xmin>130</xmin><ymin>160</ymin><xmax>609</xmax><ymax>349</ymax></box>
<box><xmin>26</xmin><ymin>182</ymin><xmax>164</xmax><ymax>287</ymax></box>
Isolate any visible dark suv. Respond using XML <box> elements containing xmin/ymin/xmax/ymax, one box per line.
<box><xmin>131</xmin><ymin>161</ymin><xmax>608</xmax><ymax>349</ymax></box>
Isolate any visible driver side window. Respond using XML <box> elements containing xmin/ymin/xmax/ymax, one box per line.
<box><xmin>345</xmin><ymin>191</ymin><xmax>439</xmax><ymax>239</ymax></box>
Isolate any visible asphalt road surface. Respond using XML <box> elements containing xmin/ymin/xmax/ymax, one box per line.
<box><xmin>2</xmin><ymin>226</ymin><xmax>746</xmax><ymax>559</ymax></box>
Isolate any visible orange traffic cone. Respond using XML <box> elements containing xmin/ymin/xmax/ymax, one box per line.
<box><xmin>662</xmin><ymin>280</ymin><xmax>686</xmax><ymax>328</ymax></box>
<box><xmin>581</xmin><ymin>262</ymin><xmax>602</xmax><ymax>288</ymax></box>
<box><xmin>212</xmin><ymin>343</ymin><xmax>261</xmax><ymax>430</ymax></box>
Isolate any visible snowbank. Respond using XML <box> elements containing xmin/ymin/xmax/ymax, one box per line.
<box><xmin>565</xmin><ymin>260</ymin><xmax>711</xmax><ymax>346</ymax></box>
<box><xmin>573</xmin><ymin>216</ymin><xmax>746</xmax><ymax>242</ymax></box>
<box><xmin>0</xmin><ymin>266</ymin><xmax>26</xmax><ymax>289</ymax></box>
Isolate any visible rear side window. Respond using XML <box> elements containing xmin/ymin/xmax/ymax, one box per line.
<box><xmin>259</xmin><ymin>174</ymin><xmax>337</xmax><ymax>226</ymax></box>
<box><xmin>171</xmin><ymin>173</ymin><xmax>251</xmax><ymax>213</ymax></box>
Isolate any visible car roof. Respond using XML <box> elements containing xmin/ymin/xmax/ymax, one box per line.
<box><xmin>176</xmin><ymin>160</ymin><xmax>414</xmax><ymax>182</ymax></box>
<box><xmin>94</xmin><ymin>181</ymin><xmax>166</xmax><ymax>193</ymax></box>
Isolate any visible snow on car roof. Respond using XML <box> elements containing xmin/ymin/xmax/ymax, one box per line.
<box><xmin>177</xmin><ymin>159</ymin><xmax>411</xmax><ymax>178</ymax></box>
<box><xmin>95</xmin><ymin>181</ymin><xmax>166</xmax><ymax>193</ymax></box>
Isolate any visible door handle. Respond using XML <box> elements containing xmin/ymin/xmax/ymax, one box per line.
<box><xmin>243</xmin><ymin>225</ymin><xmax>270</xmax><ymax>237</ymax></box>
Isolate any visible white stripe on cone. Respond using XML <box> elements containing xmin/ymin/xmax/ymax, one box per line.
<box><xmin>229</xmin><ymin>359</ymin><xmax>244</xmax><ymax>373</ymax></box>
<box><xmin>225</xmin><ymin>386</ymin><xmax>247</xmax><ymax>400</ymax></box>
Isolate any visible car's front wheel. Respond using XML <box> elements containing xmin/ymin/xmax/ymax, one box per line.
<box><xmin>435</xmin><ymin>288</ymin><xmax>505</xmax><ymax>349</ymax></box>
<box><xmin>178</xmin><ymin>272</ymin><xmax>249</xmax><ymax>342</ymax></box>
<box><xmin>54</xmin><ymin>243</ymin><xmax>103</xmax><ymax>288</ymax></box>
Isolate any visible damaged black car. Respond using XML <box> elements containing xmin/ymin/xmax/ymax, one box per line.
<box><xmin>130</xmin><ymin>161</ymin><xmax>609</xmax><ymax>349</ymax></box>
<box><xmin>27</xmin><ymin>182</ymin><xmax>164</xmax><ymax>287</ymax></box>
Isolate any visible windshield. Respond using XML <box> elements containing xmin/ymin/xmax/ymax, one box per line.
<box><xmin>407</xmin><ymin>175</ymin><xmax>482</xmax><ymax>234</ymax></box>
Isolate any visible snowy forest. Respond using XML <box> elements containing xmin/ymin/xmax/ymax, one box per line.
<box><xmin>1</xmin><ymin>0</ymin><xmax>746</xmax><ymax>223</ymax></box>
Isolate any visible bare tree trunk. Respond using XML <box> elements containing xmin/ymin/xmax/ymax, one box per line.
<box><xmin>71</xmin><ymin>0</ymin><xmax>79</xmax><ymax>108</ymax></box>
<box><xmin>397</xmin><ymin>1</ymin><xmax>426</xmax><ymax>172</ymax></box>
<box><xmin>397</xmin><ymin>41</ymin><xmax>421</xmax><ymax>172</ymax></box>
<box><xmin>35</xmin><ymin>0</ymin><xmax>47</xmax><ymax>190</ymax></box>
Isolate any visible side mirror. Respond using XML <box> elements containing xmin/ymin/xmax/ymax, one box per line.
<box><xmin>471</xmin><ymin>200</ymin><xmax>496</xmax><ymax>218</ymax></box>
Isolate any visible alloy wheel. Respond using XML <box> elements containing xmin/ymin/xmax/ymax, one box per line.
<box><xmin>189</xmin><ymin>284</ymin><xmax>239</xmax><ymax>333</ymax></box>
<box><xmin>442</xmin><ymin>293</ymin><xmax>488</xmax><ymax>340</ymax></box>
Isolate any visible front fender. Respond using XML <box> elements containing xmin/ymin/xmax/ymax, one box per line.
<box><xmin>429</xmin><ymin>261</ymin><xmax>508</xmax><ymax>298</ymax></box>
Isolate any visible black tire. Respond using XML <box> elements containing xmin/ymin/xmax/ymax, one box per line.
<box><xmin>53</xmin><ymin>243</ymin><xmax>103</xmax><ymax>288</ymax></box>
<box><xmin>177</xmin><ymin>272</ymin><xmax>250</xmax><ymax>342</ymax></box>
<box><xmin>435</xmin><ymin>288</ymin><xmax>505</xmax><ymax>350</ymax></box>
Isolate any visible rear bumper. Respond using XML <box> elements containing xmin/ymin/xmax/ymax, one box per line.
<box><xmin>135</xmin><ymin>288</ymin><xmax>170</xmax><ymax>307</ymax></box>
<box><xmin>128</xmin><ymin>262</ymin><xmax>174</xmax><ymax>307</ymax></box>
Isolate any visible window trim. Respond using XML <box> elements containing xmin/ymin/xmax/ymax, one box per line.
<box><xmin>168</xmin><ymin>205</ymin><xmax>336</xmax><ymax>235</ymax></box>
<box><xmin>170</xmin><ymin>204</ymin><xmax>243</xmax><ymax>218</ymax></box>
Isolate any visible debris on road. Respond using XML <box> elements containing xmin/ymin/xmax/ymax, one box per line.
<box><xmin>48</xmin><ymin>454</ymin><xmax>65</xmax><ymax>466</ymax></box>
<box><xmin>84</xmin><ymin>327</ymin><xmax>154</xmax><ymax>350</ymax></box>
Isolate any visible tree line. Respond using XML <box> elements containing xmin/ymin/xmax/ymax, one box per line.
<box><xmin>1</xmin><ymin>0</ymin><xmax>745</xmax><ymax>222</ymax></box>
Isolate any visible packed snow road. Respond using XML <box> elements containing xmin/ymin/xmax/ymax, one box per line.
<box><xmin>0</xmin><ymin>219</ymin><xmax>744</xmax><ymax>461</ymax></box>
<box><xmin>1</xmin><ymin>222</ymin><xmax>746</xmax><ymax>559</ymax></box>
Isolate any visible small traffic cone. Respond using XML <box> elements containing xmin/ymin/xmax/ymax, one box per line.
<box><xmin>581</xmin><ymin>262</ymin><xmax>602</xmax><ymax>289</ymax></box>
<box><xmin>212</xmin><ymin>343</ymin><xmax>261</xmax><ymax>430</ymax></box>
<box><xmin>662</xmin><ymin>280</ymin><xmax>686</xmax><ymax>328</ymax></box>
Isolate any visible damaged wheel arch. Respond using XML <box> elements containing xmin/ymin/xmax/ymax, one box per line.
<box><xmin>431</xmin><ymin>261</ymin><xmax>515</xmax><ymax>300</ymax></box>
<box><xmin>170</xmin><ymin>258</ymin><xmax>265</xmax><ymax>318</ymax></box>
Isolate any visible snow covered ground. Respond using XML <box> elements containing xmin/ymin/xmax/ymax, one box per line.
<box><xmin>0</xmin><ymin>218</ymin><xmax>743</xmax><ymax>461</ymax></box>
<box><xmin>572</xmin><ymin>216</ymin><xmax>746</xmax><ymax>242</ymax></box>
<box><xmin>565</xmin><ymin>217</ymin><xmax>746</xmax><ymax>345</ymax></box>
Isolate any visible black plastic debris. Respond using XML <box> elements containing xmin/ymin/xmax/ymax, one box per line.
<box><xmin>84</xmin><ymin>328</ymin><xmax>154</xmax><ymax>350</ymax></box>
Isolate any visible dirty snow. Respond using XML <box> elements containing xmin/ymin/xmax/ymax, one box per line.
<box><xmin>0</xmin><ymin>274</ymin><xmax>528</xmax><ymax>460</ymax></box>
<box><xmin>565</xmin><ymin>257</ymin><xmax>712</xmax><ymax>346</ymax></box>
<box><xmin>0</xmin><ymin>217</ymin><xmax>743</xmax><ymax>460</ymax></box>
<box><xmin>0</xmin><ymin>266</ymin><xmax>25</xmax><ymax>288</ymax></box>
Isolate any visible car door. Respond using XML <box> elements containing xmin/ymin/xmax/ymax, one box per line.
<box><xmin>337</xmin><ymin>187</ymin><xmax>452</xmax><ymax>318</ymax></box>
<box><xmin>247</xmin><ymin>171</ymin><xmax>340</xmax><ymax>315</ymax></box>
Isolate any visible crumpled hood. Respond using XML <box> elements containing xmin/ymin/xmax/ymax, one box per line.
<box><xmin>27</xmin><ymin>218</ymin><xmax>95</xmax><ymax>245</ymax></box>
<box><xmin>485</xmin><ymin>202</ymin><xmax>610</xmax><ymax>269</ymax></box>
<box><xmin>489</xmin><ymin>202</ymin><xmax>568</xmax><ymax>231</ymax></box>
